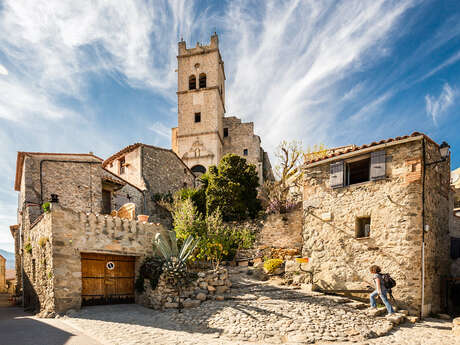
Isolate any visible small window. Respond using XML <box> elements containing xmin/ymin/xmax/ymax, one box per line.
<box><xmin>346</xmin><ymin>158</ymin><xmax>370</xmax><ymax>185</ymax></box>
<box><xmin>199</xmin><ymin>73</ymin><xmax>206</xmax><ymax>88</ymax></box>
<box><xmin>224</xmin><ymin>128</ymin><xmax>229</xmax><ymax>137</ymax></box>
<box><xmin>119</xmin><ymin>157</ymin><xmax>126</xmax><ymax>175</ymax></box>
<box><xmin>189</xmin><ymin>75</ymin><xmax>196</xmax><ymax>90</ymax></box>
<box><xmin>356</xmin><ymin>217</ymin><xmax>371</xmax><ymax>238</ymax></box>
<box><xmin>195</xmin><ymin>113</ymin><xmax>201</xmax><ymax>123</ymax></box>
<box><xmin>183</xmin><ymin>182</ymin><xmax>187</xmax><ymax>188</ymax></box>
<box><xmin>184</xmin><ymin>168</ymin><xmax>187</xmax><ymax>174</ymax></box>
<box><xmin>243</xmin><ymin>149</ymin><xmax>248</xmax><ymax>156</ymax></box>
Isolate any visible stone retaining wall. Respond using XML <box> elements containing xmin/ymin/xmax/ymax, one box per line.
<box><xmin>139</xmin><ymin>267</ymin><xmax>231</xmax><ymax>309</ymax></box>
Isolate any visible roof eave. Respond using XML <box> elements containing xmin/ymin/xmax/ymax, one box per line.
<box><xmin>304</xmin><ymin>135</ymin><xmax>424</xmax><ymax>169</ymax></box>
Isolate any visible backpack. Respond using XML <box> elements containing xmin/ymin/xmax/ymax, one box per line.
<box><xmin>381</xmin><ymin>273</ymin><xmax>396</xmax><ymax>290</ymax></box>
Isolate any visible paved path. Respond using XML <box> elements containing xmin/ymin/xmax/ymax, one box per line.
<box><xmin>57</xmin><ymin>267</ymin><xmax>458</xmax><ymax>344</ymax></box>
<box><xmin>0</xmin><ymin>307</ymin><xmax>102</xmax><ymax>345</ymax></box>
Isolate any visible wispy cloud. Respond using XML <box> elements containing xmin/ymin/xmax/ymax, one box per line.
<box><xmin>0</xmin><ymin>65</ymin><xmax>7</xmax><ymax>75</ymax></box>
<box><xmin>425</xmin><ymin>83</ymin><xmax>455</xmax><ymax>124</ymax></box>
<box><xmin>149</xmin><ymin>121</ymin><xmax>171</xmax><ymax>140</ymax></box>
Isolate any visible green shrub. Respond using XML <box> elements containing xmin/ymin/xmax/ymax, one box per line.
<box><xmin>263</xmin><ymin>259</ymin><xmax>283</xmax><ymax>273</ymax></box>
<box><xmin>135</xmin><ymin>256</ymin><xmax>165</xmax><ymax>293</ymax></box>
<box><xmin>42</xmin><ymin>202</ymin><xmax>51</xmax><ymax>213</ymax></box>
<box><xmin>172</xmin><ymin>198</ymin><xmax>256</xmax><ymax>267</ymax></box>
<box><xmin>176</xmin><ymin>187</ymin><xmax>206</xmax><ymax>215</ymax></box>
<box><xmin>24</xmin><ymin>242</ymin><xmax>32</xmax><ymax>254</ymax></box>
<box><xmin>206</xmin><ymin>154</ymin><xmax>261</xmax><ymax>221</ymax></box>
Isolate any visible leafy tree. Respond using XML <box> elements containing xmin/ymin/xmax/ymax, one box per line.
<box><xmin>176</xmin><ymin>187</ymin><xmax>206</xmax><ymax>216</ymax></box>
<box><xmin>206</xmin><ymin>154</ymin><xmax>261</xmax><ymax>220</ymax></box>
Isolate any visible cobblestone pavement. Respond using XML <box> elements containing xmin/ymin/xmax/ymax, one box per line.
<box><xmin>57</xmin><ymin>268</ymin><xmax>458</xmax><ymax>345</ymax></box>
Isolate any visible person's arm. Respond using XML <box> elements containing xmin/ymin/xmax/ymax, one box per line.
<box><xmin>375</xmin><ymin>277</ymin><xmax>382</xmax><ymax>295</ymax></box>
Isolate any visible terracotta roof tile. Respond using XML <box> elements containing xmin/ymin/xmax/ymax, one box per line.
<box><xmin>304</xmin><ymin>132</ymin><xmax>438</xmax><ymax>165</ymax></box>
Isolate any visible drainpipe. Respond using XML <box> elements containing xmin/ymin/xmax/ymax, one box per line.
<box><xmin>421</xmin><ymin>138</ymin><xmax>426</xmax><ymax>319</ymax></box>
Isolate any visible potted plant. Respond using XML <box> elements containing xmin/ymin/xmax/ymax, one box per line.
<box><xmin>137</xmin><ymin>214</ymin><xmax>149</xmax><ymax>222</ymax></box>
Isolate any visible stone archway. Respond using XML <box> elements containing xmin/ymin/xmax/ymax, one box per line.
<box><xmin>191</xmin><ymin>165</ymin><xmax>206</xmax><ymax>177</ymax></box>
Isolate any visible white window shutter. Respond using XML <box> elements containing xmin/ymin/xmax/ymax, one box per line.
<box><xmin>370</xmin><ymin>150</ymin><xmax>386</xmax><ymax>180</ymax></box>
<box><xmin>330</xmin><ymin>161</ymin><xmax>344</xmax><ymax>188</ymax></box>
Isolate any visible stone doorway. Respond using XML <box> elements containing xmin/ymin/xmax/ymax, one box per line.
<box><xmin>81</xmin><ymin>253</ymin><xmax>135</xmax><ymax>306</ymax></box>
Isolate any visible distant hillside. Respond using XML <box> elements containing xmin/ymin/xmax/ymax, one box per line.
<box><xmin>0</xmin><ymin>249</ymin><xmax>15</xmax><ymax>269</ymax></box>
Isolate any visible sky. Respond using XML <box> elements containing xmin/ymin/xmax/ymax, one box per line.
<box><xmin>0</xmin><ymin>0</ymin><xmax>459</xmax><ymax>252</ymax></box>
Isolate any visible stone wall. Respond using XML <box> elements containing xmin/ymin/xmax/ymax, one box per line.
<box><xmin>22</xmin><ymin>211</ymin><xmax>54</xmax><ymax>315</ymax></box>
<box><xmin>0</xmin><ymin>256</ymin><xmax>6</xmax><ymax>293</ymax></box>
<box><xmin>139</xmin><ymin>267</ymin><xmax>231</xmax><ymax>309</ymax></box>
<box><xmin>255</xmin><ymin>208</ymin><xmax>303</xmax><ymax>249</ymax></box>
<box><xmin>22</xmin><ymin>203</ymin><xmax>167</xmax><ymax>315</ymax></box>
<box><xmin>423</xmin><ymin>139</ymin><xmax>451</xmax><ymax>315</ymax></box>
<box><xmin>302</xmin><ymin>138</ymin><xmax>450</xmax><ymax>315</ymax></box>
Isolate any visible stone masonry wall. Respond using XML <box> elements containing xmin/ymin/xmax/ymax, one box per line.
<box><xmin>423</xmin><ymin>139</ymin><xmax>451</xmax><ymax>314</ymax></box>
<box><xmin>22</xmin><ymin>211</ymin><xmax>55</xmax><ymax>315</ymax></box>
<box><xmin>49</xmin><ymin>204</ymin><xmax>167</xmax><ymax>314</ymax></box>
<box><xmin>0</xmin><ymin>256</ymin><xmax>6</xmax><ymax>293</ymax></box>
<box><xmin>255</xmin><ymin>208</ymin><xmax>303</xmax><ymax>249</ymax></box>
<box><xmin>302</xmin><ymin>140</ymin><xmax>426</xmax><ymax>315</ymax></box>
<box><xmin>139</xmin><ymin>267</ymin><xmax>231</xmax><ymax>310</ymax></box>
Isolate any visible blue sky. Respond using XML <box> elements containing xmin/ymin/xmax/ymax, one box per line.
<box><xmin>0</xmin><ymin>0</ymin><xmax>459</xmax><ymax>252</ymax></box>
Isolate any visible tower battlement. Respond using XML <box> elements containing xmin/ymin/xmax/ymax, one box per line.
<box><xmin>178</xmin><ymin>33</ymin><xmax>219</xmax><ymax>56</ymax></box>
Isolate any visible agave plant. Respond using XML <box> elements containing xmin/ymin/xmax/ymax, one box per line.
<box><xmin>154</xmin><ymin>231</ymin><xmax>198</xmax><ymax>287</ymax></box>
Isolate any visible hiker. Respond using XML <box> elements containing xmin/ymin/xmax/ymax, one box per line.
<box><xmin>369</xmin><ymin>265</ymin><xmax>394</xmax><ymax>315</ymax></box>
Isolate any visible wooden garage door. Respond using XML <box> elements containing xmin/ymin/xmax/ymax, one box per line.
<box><xmin>81</xmin><ymin>253</ymin><xmax>135</xmax><ymax>306</ymax></box>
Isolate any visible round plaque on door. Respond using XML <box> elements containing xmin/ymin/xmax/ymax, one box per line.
<box><xmin>106</xmin><ymin>261</ymin><xmax>115</xmax><ymax>270</ymax></box>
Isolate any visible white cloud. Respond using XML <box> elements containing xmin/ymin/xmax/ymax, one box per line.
<box><xmin>221</xmin><ymin>0</ymin><xmax>413</xmax><ymax>151</ymax></box>
<box><xmin>425</xmin><ymin>83</ymin><xmax>455</xmax><ymax>124</ymax></box>
<box><xmin>149</xmin><ymin>121</ymin><xmax>171</xmax><ymax>140</ymax></box>
<box><xmin>0</xmin><ymin>65</ymin><xmax>7</xmax><ymax>75</ymax></box>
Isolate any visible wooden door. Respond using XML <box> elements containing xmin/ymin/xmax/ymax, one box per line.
<box><xmin>81</xmin><ymin>253</ymin><xmax>135</xmax><ymax>306</ymax></box>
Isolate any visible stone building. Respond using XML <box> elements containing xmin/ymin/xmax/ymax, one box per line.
<box><xmin>302</xmin><ymin>132</ymin><xmax>451</xmax><ymax>316</ymax></box>
<box><xmin>171</xmin><ymin>33</ymin><xmax>272</xmax><ymax>182</ymax></box>
<box><xmin>10</xmin><ymin>149</ymin><xmax>190</xmax><ymax>314</ymax></box>
<box><xmin>0</xmin><ymin>254</ymin><xmax>6</xmax><ymax>293</ymax></box>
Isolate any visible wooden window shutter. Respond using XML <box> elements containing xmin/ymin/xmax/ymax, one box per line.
<box><xmin>370</xmin><ymin>150</ymin><xmax>386</xmax><ymax>180</ymax></box>
<box><xmin>330</xmin><ymin>161</ymin><xmax>344</xmax><ymax>188</ymax></box>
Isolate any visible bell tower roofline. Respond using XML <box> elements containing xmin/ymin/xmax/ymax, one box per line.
<box><xmin>178</xmin><ymin>33</ymin><xmax>219</xmax><ymax>56</ymax></box>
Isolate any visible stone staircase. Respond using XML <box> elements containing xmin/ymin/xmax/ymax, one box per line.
<box><xmin>0</xmin><ymin>293</ymin><xmax>11</xmax><ymax>307</ymax></box>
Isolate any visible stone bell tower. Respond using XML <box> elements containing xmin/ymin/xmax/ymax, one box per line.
<box><xmin>171</xmin><ymin>33</ymin><xmax>226</xmax><ymax>175</ymax></box>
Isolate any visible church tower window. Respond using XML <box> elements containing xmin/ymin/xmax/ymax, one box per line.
<box><xmin>199</xmin><ymin>73</ymin><xmax>206</xmax><ymax>88</ymax></box>
<box><xmin>195</xmin><ymin>112</ymin><xmax>201</xmax><ymax>123</ymax></box>
<box><xmin>223</xmin><ymin>128</ymin><xmax>228</xmax><ymax>137</ymax></box>
<box><xmin>189</xmin><ymin>75</ymin><xmax>196</xmax><ymax>90</ymax></box>
<box><xmin>243</xmin><ymin>149</ymin><xmax>248</xmax><ymax>156</ymax></box>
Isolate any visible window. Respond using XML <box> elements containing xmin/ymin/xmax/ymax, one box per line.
<box><xmin>102</xmin><ymin>189</ymin><xmax>111</xmax><ymax>214</ymax></box>
<box><xmin>243</xmin><ymin>149</ymin><xmax>248</xmax><ymax>156</ymax></box>
<box><xmin>224</xmin><ymin>128</ymin><xmax>229</xmax><ymax>137</ymax></box>
<box><xmin>356</xmin><ymin>217</ymin><xmax>371</xmax><ymax>238</ymax></box>
<box><xmin>195</xmin><ymin>112</ymin><xmax>201</xmax><ymax>123</ymax></box>
<box><xmin>183</xmin><ymin>182</ymin><xmax>187</xmax><ymax>188</ymax></box>
<box><xmin>199</xmin><ymin>73</ymin><xmax>206</xmax><ymax>88</ymax></box>
<box><xmin>119</xmin><ymin>157</ymin><xmax>126</xmax><ymax>174</ymax></box>
<box><xmin>346</xmin><ymin>157</ymin><xmax>370</xmax><ymax>185</ymax></box>
<box><xmin>189</xmin><ymin>75</ymin><xmax>196</xmax><ymax>90</ymax></box>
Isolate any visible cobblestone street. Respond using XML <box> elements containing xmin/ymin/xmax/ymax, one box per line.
<box><xmin>56</xmin><ymin>268</ymin><xmax>458</xmax><ymax>345</ymax></box>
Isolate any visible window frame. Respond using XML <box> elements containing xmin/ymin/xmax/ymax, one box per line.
<box><xmin>194</xmin><ymin>112</ymin><xmax>201</xmax><ymax>123</ymax></box>
<box><xmin>345</xmin><ymin>155</ymin><xmax>371</xmax><ymax>186</ymax></box>
<box><xmin>243</xmin><ymin>148</ymin><xmax>248</xmax><ymax>156</ymax></box>
<box><xmin>119</xmin><ymin>157</ymin><xmax>126</xmax><ymax>175</ymax></box>
<box><xmin>355</xmin><ymin>217</ymin><xmax>371</xmax><ymax>238</ymax></box>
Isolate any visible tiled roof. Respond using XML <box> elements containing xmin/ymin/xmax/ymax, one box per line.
<box><xmin>304</xmin><ymin>132</ymin><xmax>438</xmax><ymax>165</ymax></box>
<box><xmin>102</xmin><ymin>143</ymin><xmax>195</xmax><ymax>176</ymax></box>
<box><xmin>14</xmin><ymin>152</ymin><xmax>103</xmax><ymax>191</ymax></box>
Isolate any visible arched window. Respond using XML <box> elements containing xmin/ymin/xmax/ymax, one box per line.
<box><xmin>191</xmin><ymin>165</ymin><xmax>206</xmax><ymax>175</ymax></box>
<box><xmin>199</xmin><ymin>73</ymin><xmax>206</xmax><ymax>88</ymax></box>
<box><xmin>189</xmin><ymin>75</ymin><xmax>196</xmax><ymax>90</ymax></box>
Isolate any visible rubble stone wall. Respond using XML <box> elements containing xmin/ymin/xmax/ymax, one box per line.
<box><xmin>139</xmin><ymin>267</ymin><xmax>231</xmax><ymax>309</ymax></box>
<box><xmin>22</xmin><ymin>211</ymin><xmax>55</xmax><ymax>315</ymax></box>
<box><xmin>302</xmin><ymin>139</ymin><xmax>450</xmax><ymax>315</ymax></box>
